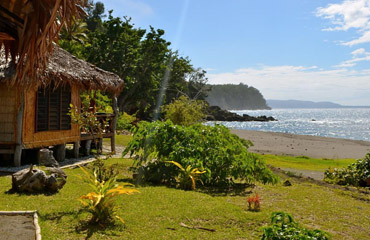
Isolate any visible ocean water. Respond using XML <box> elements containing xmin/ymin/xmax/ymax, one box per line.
<box><xmin>208</xmin><ymin>108</ymin><xmax>370</xmax><ymax>141</ymax></box>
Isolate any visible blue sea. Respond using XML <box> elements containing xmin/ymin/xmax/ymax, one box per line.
<box><xmin>208</xmin><ymin>108</ymin><xmax>370</xmax><ymax>142</ymax></box>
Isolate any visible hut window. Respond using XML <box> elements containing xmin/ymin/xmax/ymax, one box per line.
<box><xmin>36</xmin><ymin>85</ymin><xmax>71</xmax><ymax>132</ymax></box>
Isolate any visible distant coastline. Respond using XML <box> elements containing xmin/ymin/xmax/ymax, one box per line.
<box><xmin>267</xmin><ymin>99</ymin><xmax>370</xmax><ymax>109</ymax></box>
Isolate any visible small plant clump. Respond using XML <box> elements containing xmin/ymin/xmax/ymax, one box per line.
<box><xmin>166</xmin><ymin>161</ymin><xmax>205</xmax><ymax>190</ymax></box>
<box><xmin>262</xmin><ymin>212</ymin><xmax>331</xmax><ymax>240</ymax></box>
<box><xmin>324</xmin><ymin>153</ymin><xmax>370</xmax><ymax>187</ymax></box>
<box><xmin>247</xmin><ymin>193</ymin><xmax>260</xmax><ymax>211</ymax></box>
<box><xmin>78</xmin><ymin>166</ymin><xmax>139</xmax><ymax>225</ymax></box>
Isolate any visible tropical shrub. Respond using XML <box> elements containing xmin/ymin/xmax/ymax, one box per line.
<box><xmin>78</xmin><ymin>166</ymin><xmax>139</xmax><ymax>225</ymax></box>
<box><xmin>123</xmin><ymin>120</ymin><xmax>278</xmax><ymax>187</ymax></box>
<box><xmin>324</xmin><ymin>153</ymin><xmax>370</xmax><ymax>187</ymax></box>
<box><xmin>162</xmin><ymin>95</ymin><xmax>206</xmax><ymax>126</ymax></box>
<box><xmin>262</xmin><ymin>212</ymin><xmax>331</xmax><ymax>240</ymax></box>
<box><xmin>116</xmin><ymin>112</ymin><xmax>137</xmax><ymax>131</ymax></box>
<box><xmin>166</xmin><ymin>161</ymin><xmax>205</xmax><ymax>190</ymax></box>
<box><xmin>80</xmin><ymin>91</ymin><xmax>113</xmax><ymax>113</ymax></box>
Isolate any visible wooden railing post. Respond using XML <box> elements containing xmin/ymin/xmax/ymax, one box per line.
<box><xmin>111</xmin><ymin>97</ymin><xmax>118</xmax><ymax>153</ymax></box>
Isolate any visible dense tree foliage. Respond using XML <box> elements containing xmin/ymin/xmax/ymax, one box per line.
<box><xmin>59</xmin><ymin>1</ymin><xmax>208</xmax><ymax>120</ymax></box>
<box><xmin>206</xmin><ymin>83</ymin><xmax>270</xmax><ymax>110</ymax></box>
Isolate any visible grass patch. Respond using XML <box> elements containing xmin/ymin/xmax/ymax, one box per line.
<box><xmin>103</xmin><ymin>134</ymin><xmax>133</xmax><ymax>148</ymax></box>
<box><xmin>0</xmin><ymin>158</ymin><xmax>369</xmax><ymax>239</ymax></box>
<box><xmin>258</xmin><ymin>154</ymin><xmax>356</xmax><ymax>171</ymax></box>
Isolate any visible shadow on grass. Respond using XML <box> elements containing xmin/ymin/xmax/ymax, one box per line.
<box><xmin>4</xmin><ymin>188</ymin><xmax>60</xmax><ymax>196</ymax></box>
<box><xmin>40</xmin><ymin>209</ymin><xmax>124</xmax><ymax>239</ymax></box>
<box><xmin>75</xmin><ymin>219</ymin><xmax>124</xmax><ymax>239</ymax></box>
<box><xmin>39</xmin><ymin>209</ymin><xmax>85</xmax><ymax>222</ymax></box>
<box><xmin>199</xmin><ymin>183</ymin><xmax>254</xmax><ymax>197</ymax></box>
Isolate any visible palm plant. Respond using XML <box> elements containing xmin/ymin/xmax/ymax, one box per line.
<box><xmin>60</xmin><ymin>19</ymin><xmax>88</xmax><ymax>45</ymax></box>
<box><xmin>167</xmin><ymin>161</ymin><xmax>205</xmax><ymax>190</ymax></box>
<box><xmin>78</xmin><ymin>166</ymin><xmax>139</xmax><ymax>225</ymax></box>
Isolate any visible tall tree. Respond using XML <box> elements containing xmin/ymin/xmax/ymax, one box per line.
<box><xmin>85</xmin><ymin>1</ymin><xmax>106</xmax><ymax>31</ymax></box>
<box><xmin>59</xmin><ymin>19</ymin><xmax>88</xmax><ymax>58</ymax></box>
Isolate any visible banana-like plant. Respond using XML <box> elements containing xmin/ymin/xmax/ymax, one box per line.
<box><xmin>78</xmin><ymin>166</ymin><xmax>139</xmax><ymax>224</ymax></box>
<box><xmin>166</xmin><ymin>161</ymin><xmax>206</xmax><ymax>190</ymax></box>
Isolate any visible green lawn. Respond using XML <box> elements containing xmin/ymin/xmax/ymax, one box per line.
<box><xmin>1</xmin><ymin>134</ymin><xmax>366</xmax><ymax>239</ymax></box>
<box><xmin>1</xmin><ymin>158</ymin><xmax>369</xmax><ymax>239</ymax></box>
<box><xmin>258</xmin><ymin>154</ymin><xmax>356</xmax><ymax>171</ymax></box>
<box><xmin>103</xmin><ymin>134</ymin><xmax>132</xmax><ymax>148</ymax></box>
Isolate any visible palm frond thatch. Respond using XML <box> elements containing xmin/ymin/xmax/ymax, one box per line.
<box><xmin>1</xmin><ymin>46</ymin><xmax>124</xmax><ymax>95</ymax></box>
<box><xmin>0</xmin><ymin>0</ymin><xmax>86</xmax><ymax>86</ymax></box>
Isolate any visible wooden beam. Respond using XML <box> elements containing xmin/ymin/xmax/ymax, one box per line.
<box><xmin>111</xmin><ymin>97</ymin><xmax>118</xmax><ymax>153</ymax></box>
<box><xmin>14</xmin><ymin>92</ymin><xmax>24</xmax><ymax>167</ymax></box>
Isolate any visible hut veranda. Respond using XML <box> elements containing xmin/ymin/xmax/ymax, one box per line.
<box><xmin>0</xmin><ymin>47</ymin><xmax>124</xmax><ymax>166</ymax></box>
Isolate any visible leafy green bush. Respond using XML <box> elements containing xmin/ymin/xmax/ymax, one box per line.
<box><xmin>123</xmin><ymin>120</ymin><xmax>278</xmax><ymax>187</ymax></box>
<box><xmin>262</xmin><ymin>212</ymin><xmax>331</xmax><ymax>240</ymax></box>
<box><xmin>116</xmin><ymin>112</ymin><xmax>136</xmax><ymax>131</ymax></box>
<box><xmin>324</xmin><ymin>153</ymin><xmax>370</xmax><ymax>187</ymax></box>
<box><xmin>162</xmin><ymin>95</ymin><xmax>206</xmax><ymax>126</ymax></box>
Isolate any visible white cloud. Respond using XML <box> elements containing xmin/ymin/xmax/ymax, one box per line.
<box><xmin>316</xmin><ymin>0</ymin><xmax>370</xmax><ymax>46</ymax></box>
<box><xmin>351</xmin><ymin>48</ymin><xmax>367</xmax><ymax>55</ymax></box>
<box><xmin>335</xmin><ymin>48</ymin><xmax>370</xmax><ymax>67</ymax></box>
<box><xmin>207</xmin><ymin>65</ymin><xmax>370</xmax><ymax>105</ymax></box>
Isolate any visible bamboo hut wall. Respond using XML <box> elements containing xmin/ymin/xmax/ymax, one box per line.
<box><xmin>22</xmin><ymin>84</ymin><xmax>81</xmax><ymax>149</ymax></box>
<box><xmin>0</xmin><ymin>85</ymin><xmax>16</xmax><ymax>143</ymax></box>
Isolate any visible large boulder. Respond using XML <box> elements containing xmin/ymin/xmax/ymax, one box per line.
<box><xmin>12</xmin><ymin>166</ymin><xmax>67</xmax><ymax>193</ymax></box>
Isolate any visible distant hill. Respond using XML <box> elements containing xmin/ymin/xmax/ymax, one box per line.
<box><xmin>267</xmin><ymin>100</ymin><xmax>370</xmax><ymax>108</ymax></box>
<box><xmin>206</xmin><ymin>83</ymin><xmax>270</xmax><ymax>110</ymax></box>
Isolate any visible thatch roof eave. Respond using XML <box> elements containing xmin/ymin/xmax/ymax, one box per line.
<box><xmin>0</xmin><ymin>47</ymin><xmax>124</xmax><ymax>95</ymax></box>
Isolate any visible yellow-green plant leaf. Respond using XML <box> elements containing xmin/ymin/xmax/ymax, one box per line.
<box><xmin>166</xmin><ymin>161</ymin><xmax>185</xmax><ymax>172</ymax></box>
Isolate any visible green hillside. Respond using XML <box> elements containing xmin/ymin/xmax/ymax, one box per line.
<box><xmin>206</xmin><ymin>83</ymin><xmax>271</xmax><ymax>110</ymax></box>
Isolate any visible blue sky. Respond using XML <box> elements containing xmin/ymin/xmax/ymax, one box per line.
<box><xmin>99</xmin><ymin>0</ymin><xmax>370</xmax><ymax>105</ymax></box>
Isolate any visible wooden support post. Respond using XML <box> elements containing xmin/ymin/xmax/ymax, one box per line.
<box><xmin>73</xmin><ymin>141</ymin><xmax>79</xmax><ymax>158</ymax></box>
<box><xmin>55</xmin><ymin>144</ymin><xmax>66</xmax><ymax>162</ymax></box>
<box><xmin>111</xmin><ymin>97</ymin><xmax>118</xmax><ymax>153</ymax></box>
<box><xmin>98</xmin><ymin>138</ymin><xmax>103</xmax><ymax>154</ymax></box>
<box><xmin>85</xmin><ymin>140</ymin><xmax>92</xmax><ymax>156</ymax></box>
<box><xmin>14</xmin><ymin>92</ymin><xmax>24</xmax><ymax>167</ymax></box>
<box><xmin>14</xmin><ymin>146</ymin><xmax>22</xmax><ymax>167</ymax></box>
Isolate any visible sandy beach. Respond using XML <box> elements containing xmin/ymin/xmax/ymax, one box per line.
<box><xmin>230</xmin><ymin>129</ymin><xmax>370</xmax><ymax>159</ymax></box>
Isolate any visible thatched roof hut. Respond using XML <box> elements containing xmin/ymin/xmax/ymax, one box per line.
<box><xmin>0</xmin><ymin>46</ymin><xmax>124</xmax><ymax>167</ymax></box>
<box><xmin>0</xmin><ymin>1</ymin><xmax>123</xmax><ymax>167</ymax></box>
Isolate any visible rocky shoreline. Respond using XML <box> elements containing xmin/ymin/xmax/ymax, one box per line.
<box><xmin>206</xmin><ymin>106</ymin><xmax>276</xmax><ymax>122</ymax></box>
